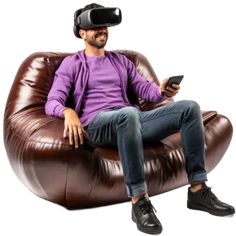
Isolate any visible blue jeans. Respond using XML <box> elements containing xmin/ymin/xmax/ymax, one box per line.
<box><xmin>85</xmin><ymin>100</ymin><xmax>207</xmax><ymax>197</ymax></box>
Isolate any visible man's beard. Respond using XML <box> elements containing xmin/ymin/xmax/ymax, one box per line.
<box><xmin>86</xmin><ymin>32</ymin><xmax>108</xmax><ymax>49</ymax></box>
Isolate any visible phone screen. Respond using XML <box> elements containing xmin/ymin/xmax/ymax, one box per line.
<box><xmin>166</xmin><ymin>75</ymin><xmax>184</xmax><ymax>87</ymax></box>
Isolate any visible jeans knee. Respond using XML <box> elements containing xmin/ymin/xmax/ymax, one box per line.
<box><xmin>182</xmin><ymin>100</ymin><xmax>201</xmax><ymax>118</ymax></box>
<box><xmin>118</xmin><ymin>107</ymin><xmax>140</xmax><ymax>126</ymax></box>
<box><xmin>187</xmin><ymin>100</ymin><xmax>200</xmax><ymax>112</ymax></box>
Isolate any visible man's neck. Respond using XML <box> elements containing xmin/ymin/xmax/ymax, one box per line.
<box><xmin>84</xmin><ymin>46</ymin><xmax>105</xmax><ymax>57</ymax></box>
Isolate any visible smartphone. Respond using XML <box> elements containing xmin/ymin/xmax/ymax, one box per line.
<box><xmin>166</xmin><ymin>75</ymin><xmax>184</xmax><ymax>88</ymax></box>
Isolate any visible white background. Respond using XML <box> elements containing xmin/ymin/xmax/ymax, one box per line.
<box><xmin>0</xmin><ymin>0</ymin><xmax>235</xmax><ymax>235</ymax></box>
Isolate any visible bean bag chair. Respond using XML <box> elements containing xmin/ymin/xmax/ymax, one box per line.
<box><xmin>3</xmin><ymin>50</ymin><xmax>233</xmax><ymax>209</ymax></box>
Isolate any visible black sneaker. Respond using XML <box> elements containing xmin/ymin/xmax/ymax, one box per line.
<box><xmin>187</xmin><ymin>185</ymin><xmax>235</xmax><ymax>216</ymax></box>
<box><xmin>132</xmin><ymin>197</ymin><xmax>162</xmax><ymax>234</ymax></box>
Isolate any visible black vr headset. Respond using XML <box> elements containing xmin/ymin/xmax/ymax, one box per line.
<box><xmin>74</xmin><ymin>7</ymin><xmax>122</xmax><ymax>38</ymax></box>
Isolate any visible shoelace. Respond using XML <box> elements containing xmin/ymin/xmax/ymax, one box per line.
<box><xmin>139</xmin><ymin>200</ymin><xmax>157</xmax><ymax>215</ymax></box>
<box><xmin>201</xmin><ymin>187</ymin><xmax>218</xmax><ymax>202</ymax></box>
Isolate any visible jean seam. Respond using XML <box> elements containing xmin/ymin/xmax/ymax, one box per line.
<box><xmin>141</xmin><ymin>111</ymin><xmax>181</xmax><ymax>124</ymax></box>
<box><xmin>116</xmin><ymin>121</ymin><xmax>132</xmax><ymax>185</ymax></box>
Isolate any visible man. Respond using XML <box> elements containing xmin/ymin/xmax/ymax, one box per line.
<box><xmin>45</xmin><ymin>3</ymin><xmax>235</xmax><ymax>235</ymax></box>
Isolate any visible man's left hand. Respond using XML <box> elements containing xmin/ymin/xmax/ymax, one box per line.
<box><xmin>159</xmin><ymin>78</ymin><xmax>180</xmax><ymax>97</ymax></box>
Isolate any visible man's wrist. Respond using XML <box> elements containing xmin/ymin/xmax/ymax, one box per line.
<box><xmin>63</xmin><ymin>108</ymin><xmax>72</xmax><ymax>117</ymax></box>
<box><xmin>158</xmin><ymin>87</ymin><xmax>166</xmax><ymax>98</ymax></box>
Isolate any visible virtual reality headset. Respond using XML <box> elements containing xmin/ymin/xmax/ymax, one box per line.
<box><xmin>74</xmin><ymin>7</ymin><xmax>122</xmax><ymax>38</ymax></box>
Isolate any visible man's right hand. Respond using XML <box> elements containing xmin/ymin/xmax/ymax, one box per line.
<box><xmin>63</xmin><ymin>108</ymin><xmax>86</xmax><ymax>148</ymax></box>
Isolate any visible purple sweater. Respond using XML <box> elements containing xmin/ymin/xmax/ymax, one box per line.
<box><xmin>45</xmin><ymin>50</ymin><xmax>165</xmax><ymax>126</ymax></box>
<box><xmin>79</xmin><ymin>55</ymin><xmax>130</xmax><ymax>126</ymax></box>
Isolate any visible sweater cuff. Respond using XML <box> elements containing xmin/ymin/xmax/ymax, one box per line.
<box><xmin>53</xmin><ymin>105</ymin><xmax>67</xmax><ymax>119</ymax></box>
<box><xmin>156</xmin><ymin>86</ymin><xmax>167</xmax><ymax>100</ymax></box>
<box><xmin>159</xmin><ymin>91</ymin><xmax>167</xmax><ymax>100</ymax></box>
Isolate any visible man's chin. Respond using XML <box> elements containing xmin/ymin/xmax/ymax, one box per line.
<box><xmin>96</xmin><ymin>45</ymin><xmax>106</xmax><ymax>49</ymax></box>
<box><xmin>95</xmin><ymin>41</ymin><xmax>107</xmax><ymax>49</ymax></box>
<box><xmin>87</xmin><ymin>39</ymin><xmax>107</xmax><ymax>49</ymax></box>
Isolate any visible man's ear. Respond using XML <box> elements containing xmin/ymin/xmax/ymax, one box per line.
<box><xmin>79</xmin><ymin>29</ymin><xmax>86</xmax><ymax>39</ymax></box>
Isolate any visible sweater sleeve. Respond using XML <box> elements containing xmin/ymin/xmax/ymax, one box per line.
<box><xmin>126</xmin><ymin>58</ymin><xmax>166</xmax><ymax>103</ymax></box>
<box><xmin>45</xmin><ymin>56</ymin><xmax>74</xmax><ymax>119</ymax></box>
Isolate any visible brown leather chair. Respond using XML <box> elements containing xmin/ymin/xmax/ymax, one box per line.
<box><xmin>3</xmin><ymin>50</ymin><xmax>233</xmax><ymax>209</ymax></box>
